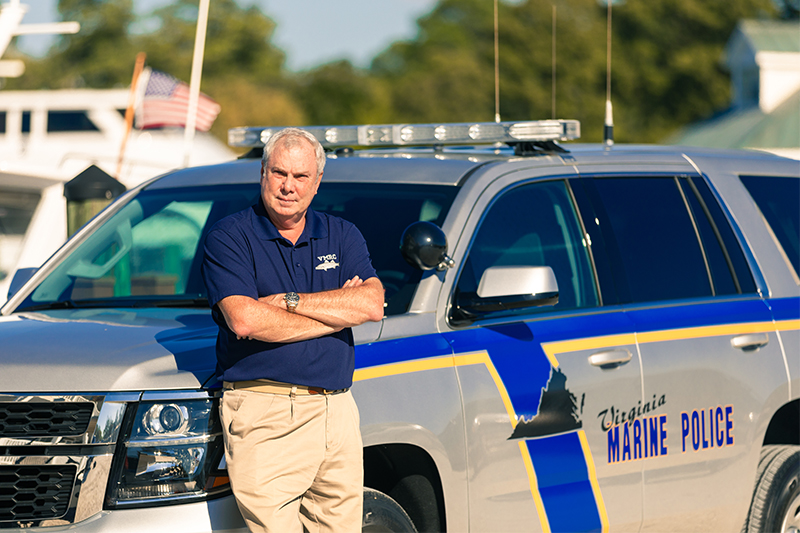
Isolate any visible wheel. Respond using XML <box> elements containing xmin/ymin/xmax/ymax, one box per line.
<box><xmin>362</xmin><ymin>488</ymin><xmax>418</xmax><ymax>533</ymax></box>
<box><xmin>744</xmin><ymin>445</ymin><xmax>800</xmax><ymax>533</ymax></box>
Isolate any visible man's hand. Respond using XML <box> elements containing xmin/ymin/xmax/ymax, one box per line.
<box><xmin>341</xmin><ymin>275</ymin><xmax>365</xmax><ymax>289</ymax></box>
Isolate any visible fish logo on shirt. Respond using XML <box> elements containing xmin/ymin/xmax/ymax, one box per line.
<box><xmin>316</xmin><ymin>254</ymin><xmax>339</xmax><ymax>271</ymax></box>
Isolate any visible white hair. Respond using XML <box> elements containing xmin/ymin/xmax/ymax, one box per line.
<box><xmin>262</xmin><ymin>128</ymin><xmax>326</xmax><ymax>176</ymax></box>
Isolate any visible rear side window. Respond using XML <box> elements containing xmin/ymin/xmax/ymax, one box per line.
<box><xmin>586</xmin><ymin>177</ymin><xmax>712</xmax><ymax>303</ymax></box>
<box><xmin>680</xmin><ymin>177</ymin><xmax>756</xmax><ymax>295</ymax></box>
<box><xmin>582</xmin><ymin>176</ymin><xmax>755</xmax><ymax>304</ymax></box>
<box><xmin>740</xmin><ymin>175</ymin><xmax>800</xmax><ymax>279</ymax></box>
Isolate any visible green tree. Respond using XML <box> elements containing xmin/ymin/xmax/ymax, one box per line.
<box><xmin>371</xmin><ymin>0</ymin><xmax>500</xmax><ymax>123</ymax></box>
<box><xmin>294</xmin><ymin>60</ymin><xmax>391</xmax><ymax>125</ymax></box>
<box><xmin>364</xmin><ymin>0</ymin><xmax>776</xmax><ymax>143</ymax></box>
<box><xmin>5</xmin><ymin>0</ymin><xmax>783</xmax><ymax>144</ymax></box>
<box><xmin>7</xmin><ymin>0</ymin><xmax>137</xmax><ymax>89</ymax></box>
<box><xmin>135</xmin><ymin>0</ymin><xmax>301</xmax><ymax>137</ymax></box>
<box><xmin>136</xmin><ymin>0</ymin><xmax>286</xmax><ymax>84</ymax></box>
<box><xmin>612</xmin><ymin>0</ymin><xmax>776</xmax><ymax>141</ymax></box>
<box><xmin>7</xmin><ymin>0</ymin><xmax>302</xmax><ymax>138</ymax></box>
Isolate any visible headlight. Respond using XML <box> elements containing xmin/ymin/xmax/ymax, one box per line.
<box><xmin>106</xmin><ymin>398</ymin><xmax>229</xmax><ymax>507</ymax></box>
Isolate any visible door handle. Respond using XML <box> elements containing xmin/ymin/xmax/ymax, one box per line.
<box><xmin>731</xmin><ymin>333</ymin><xmax>769</xmax><ymax>352</ymax></box>
<box><xmin>588</xmin><ymin>348</ymin><xmax>632</xmax><ymax>368</ymax></box>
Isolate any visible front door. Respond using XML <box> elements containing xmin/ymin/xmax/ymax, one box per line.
<box><xmin>442</xmin><ymin>177</ymin><xmax>644</xmax><ymax>532</ymax></box>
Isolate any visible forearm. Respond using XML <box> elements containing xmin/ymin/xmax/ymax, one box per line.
<box><xmin>294</xmin><ymin>277</ymin><xmax>384</xmax><ymax>327</ymax></box>
<box><xmin>218</xmin><ymin>295</ymin><xmax>340</xmax><ymax>344</ymax></box>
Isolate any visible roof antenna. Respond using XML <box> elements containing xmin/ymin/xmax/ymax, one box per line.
<box><xmin>494</xmin><ymin>0</ymin><xmax>501</xmax><ymax>123</ymax></box>
<box><xmin>552</xmin><ymin>5</ymin><xmax>556</xmax><ymax>119</ymax></box>
<box><xmin>603</xmin><ymin>0</ymin><xmax>614</xmax><ymax>146</ymax></box>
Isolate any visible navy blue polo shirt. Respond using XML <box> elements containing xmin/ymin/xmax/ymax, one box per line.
<box><xmin>202</xmin><ymin>200</ymin><xmax>377</xmax><ymax>390</ymax></box>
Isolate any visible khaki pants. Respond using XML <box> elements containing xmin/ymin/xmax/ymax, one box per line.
<box><xmin>221</xmin><ymin>387</ymin><xmax>363</xmax><ymax>533</ymax></box>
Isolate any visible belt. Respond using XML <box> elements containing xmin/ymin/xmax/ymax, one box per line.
<box><xmin>223</xmin><ymin>380</ymin><xmax>349</xmax><ymax>396</ymax></box>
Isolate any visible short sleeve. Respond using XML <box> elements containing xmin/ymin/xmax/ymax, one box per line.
<box><xmin>202</xmin><ymin>225</ymin><xmax>258</xmax><ymax>308</ymax></box>
<box><xmin>341</xmin><ymin>222</ymin><xmax>378</xmax><ymax>283</ymax></box>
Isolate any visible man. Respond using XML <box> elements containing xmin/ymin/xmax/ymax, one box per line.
<box><xmin>202</xmin><ymin>128</ymin><xmax>384</xmax><ymax>533</ymax></box>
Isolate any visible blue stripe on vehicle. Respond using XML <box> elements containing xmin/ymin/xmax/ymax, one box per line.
<box><xmin>526</xmin><ymin>432</ymin><xmax>603</xmax><ymax>533</ymax></box>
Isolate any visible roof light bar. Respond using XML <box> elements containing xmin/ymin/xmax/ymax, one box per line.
<box><xmin>228</xmin><ymin>119</ymin><xmax>580</xmax><ymax>150</ymax></box>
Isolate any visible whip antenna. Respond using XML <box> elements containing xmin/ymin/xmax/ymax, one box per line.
<box><xmin>552</xmin><ymin>5</ymin><xmax>557</xmax><ymax>119</ymax></box>
<box><xmin>603</xmin><ymin>0</ymin><xmax>614</xmax><ymax>146</ymax></box>
<box><xmin>494</xmin><ymin>0</ymin><xmax>501</xmax><ymax>123</ymax></box>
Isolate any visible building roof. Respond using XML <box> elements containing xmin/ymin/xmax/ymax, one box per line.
<box><xmin>736</xmin><ymin>19</ymin><xmax>800</xmax><ymax>54</ymax></box>
<box><xmin>667</xmin><ymin>88</ymin><xmax>800</xmax><ymax>155</ymax></box>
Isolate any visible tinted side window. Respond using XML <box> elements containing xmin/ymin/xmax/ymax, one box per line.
<box><xmin>681</xmin><ymin>177</ymin><xmax>756</xmax><ymax>294</ymax></box>
<box><xmin>587</xmin><ymin>177</ymin><xmax>712</xmax><ymax>303</ymax></box>
<box><xmin>453</xmin><ymin>180</ymin><xmax>598</xmax><ymax>322</ymax></box>
<box><xmin>740</xmin><ymin>175</ymin><xmax>800</xmax><ymax>278</ymax></box>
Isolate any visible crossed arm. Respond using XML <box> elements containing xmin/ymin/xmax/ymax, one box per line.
<box><xmin>217</xmin><ymin>276</ymin><xmax>384</xmax><ymax>344</ymax></box>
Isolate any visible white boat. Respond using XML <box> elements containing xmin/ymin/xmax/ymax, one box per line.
<box><xmin>0</xmin><ymin>88</ymin><xmax>236</xmax><ymax>303</ymax></box>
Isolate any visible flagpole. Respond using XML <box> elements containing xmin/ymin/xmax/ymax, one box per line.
<box><xmin>183</xmin><ymin>0</ymin><xmax>211</xmax><ymax>168</ymax></box>
<box><xmin>493</xmin><ymin>0</ymin><xmax>500</xmax><ymax>123</ymax></box>
<box><xmin>116</xmin><ymin>52</ymin><xmax>146</xmax><ymax>180</ymax></box>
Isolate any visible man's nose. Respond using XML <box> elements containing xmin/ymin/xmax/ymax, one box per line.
<box><xmin>280</xmin><ymin>175</ymin><xmax>296</xmax><ymax>193</ymax></box>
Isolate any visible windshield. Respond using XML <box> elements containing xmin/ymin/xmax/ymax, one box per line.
<box><xmin>16</xmin><ymin>182</ymin><xmax>458</xmax><ymax>316</ymax></box>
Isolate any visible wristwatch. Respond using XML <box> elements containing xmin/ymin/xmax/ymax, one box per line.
<box><xmin>284</xmin><ymin>292</ymin><xmax>300</xmax><ymax>313</ymax></box>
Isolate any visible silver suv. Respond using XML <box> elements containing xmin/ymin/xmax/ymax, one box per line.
<box><xmin>1</xmin><ymin>120</ymin><xmax>798</xmax><ymax>533</ymax></box>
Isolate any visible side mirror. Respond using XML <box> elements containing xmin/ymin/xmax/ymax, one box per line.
<box><xmin>400</xmin><ymin>221</ymin><xmax>453</xmax><ymax>271</ymax></box>
<box><xmin>7</xmin><ymin>267</ymin><xmax>38</xmax><ymax>300</ymax></box>
<box><xmin>451</xmin><ymin>265</ymin><xmax>559</xmax><ymax>325</ymax></box>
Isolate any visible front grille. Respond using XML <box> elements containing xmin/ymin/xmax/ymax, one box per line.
<box><xmin>0</xmin><ymin>465</ymin><xmax>76</xmax><ymax>522</ymax></box>
<box><xmin>0</xmin><ymin>403</ymin><xmax>94</xmax><ymax>437</ymax></box>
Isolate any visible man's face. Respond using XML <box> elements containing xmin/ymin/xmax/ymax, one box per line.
<box><xmin>261</xmin><ymin>139</ymin><xmax>321</xmax><ymax>228</ymax></box>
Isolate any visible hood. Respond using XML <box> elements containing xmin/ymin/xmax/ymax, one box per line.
<box><xmin>0</xmin><ymin>308</ymin><xmax>218</xmax><ymax>393</ymax></box>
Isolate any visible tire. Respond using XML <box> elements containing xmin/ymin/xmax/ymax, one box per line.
<box><xmin>362</xmin><ymin>488</ymin><xmax>418</xmax><ymax>533</ymax></box>
<box><xmin>744</xmin><ymin>445</ymin><xmax>800</xmax><ymax>533</ymax></box>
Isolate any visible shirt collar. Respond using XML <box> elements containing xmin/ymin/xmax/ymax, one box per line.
<box><xmin>253</xmin><ymin>199</ymin><xmax>328</xmax><ymax>245</ymax></box>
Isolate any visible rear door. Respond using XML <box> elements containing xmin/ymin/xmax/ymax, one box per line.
<box><xmin>579</xmin><ymin>172</ymin><xmax>785</xmax><ymax>532</ymax></box>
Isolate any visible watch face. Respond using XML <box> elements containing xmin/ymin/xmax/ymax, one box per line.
<box><xmin>285</xmin><ymin>292</ymin><xmax>300</xmax><ymax>309</ymax></box>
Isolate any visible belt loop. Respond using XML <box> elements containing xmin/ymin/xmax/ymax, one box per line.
<box><xmin>290</xmin><ymin>386</ymin><xmax>297</xmax><ymax>420</ymax></box>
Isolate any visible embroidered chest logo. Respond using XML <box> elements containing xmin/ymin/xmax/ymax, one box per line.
<box><xmin>316</xmin><ymin>253</ymin><xmax>339</xmax><ymax>271</ymax></box>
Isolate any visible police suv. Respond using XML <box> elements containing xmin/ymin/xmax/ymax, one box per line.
<box><xmin>1</xmin><ymin>119</ymin><xmax>798</xmax><ymax>533</ymax></box>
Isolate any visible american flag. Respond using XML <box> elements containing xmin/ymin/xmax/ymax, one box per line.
<box><xmin>135</xmin><ymin>68</ymin><xmax>221</xmax><ymax>131</ymax></box>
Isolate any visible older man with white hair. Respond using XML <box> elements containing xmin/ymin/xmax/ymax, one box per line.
<box><xmin>202</xmin><ymin>127</ymin><xmax>384</xmax><ymax>532</ymax></box>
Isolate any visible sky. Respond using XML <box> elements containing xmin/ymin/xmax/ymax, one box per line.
<box><xmin>15</xmin><ymin>0</ymin><xmax>437</xmax><ymax>71</ymax></box>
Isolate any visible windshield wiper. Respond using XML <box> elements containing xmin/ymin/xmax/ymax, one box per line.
<box><xmin>15</xmin><ymin>297</ymin><xmax>209</xmax><ymax>312</ymax></box>
<box><xmin>151</xmin><ymin>298</ymin><xmax>209</xmax><ymax>308</ymax></box>
<box><xmin>15</xmin><ymin>300</ymin><xmax>78</xmax><ymax>312</ymax></box>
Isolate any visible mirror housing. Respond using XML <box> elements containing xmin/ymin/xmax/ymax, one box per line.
<box><xmin>400</xmin><ymin>221</ymin><xmax>452</xmax><ymax>271</ymax></box>
<box><xmin>7</xmin><ymin>267</ymin><xmax>38</xmax><ymax>300</ymax></box>
<box><xmin>451</xmin><ymin>265</ymin><xmax>559</xmax><ymax>325</ymax></box>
